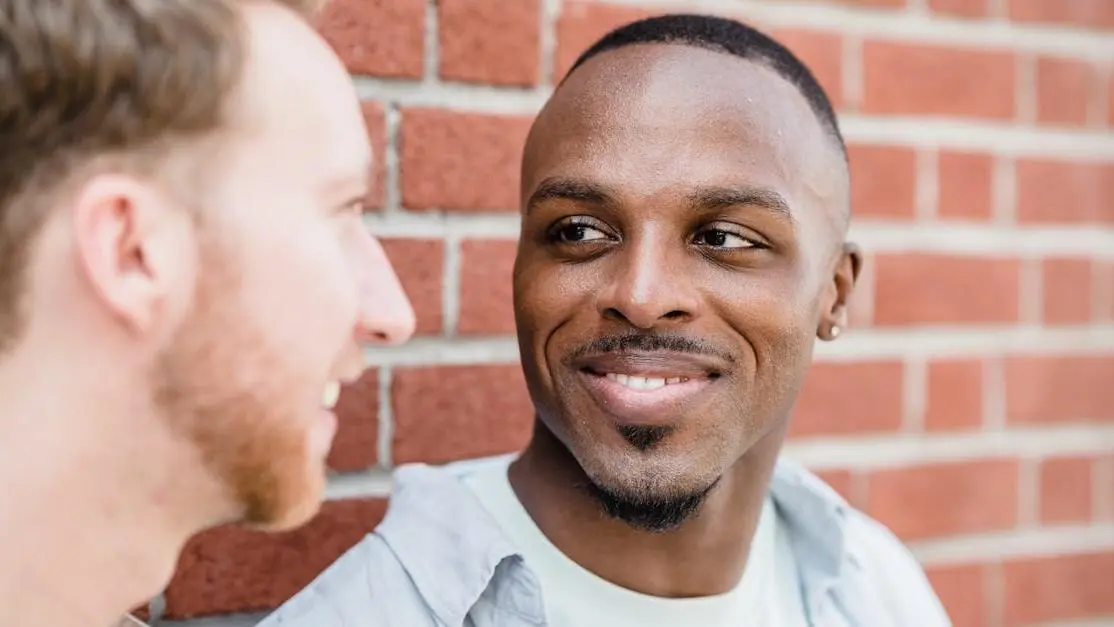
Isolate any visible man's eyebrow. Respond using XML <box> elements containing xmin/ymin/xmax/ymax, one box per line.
<box><xmin>525</xmin><ymin>177</ymin><xmax>614</xmax><ymax>213</ymax></box>
<box><xmin>690</xmin><ymin>185</ymin><xmax>794</xmax><ymax>221</ymax></box>
<box><xmin>524</xmin><ymin>178</ymin><xmax>794</xmax><ymax>222</ymax></box>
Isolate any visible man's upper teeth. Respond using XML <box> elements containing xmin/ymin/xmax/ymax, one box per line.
<box><xmin>322</xmin><ymin>381</ymin><xmax>341</xmax><ymax>409</ymax></box>
<box><xmin>605</xmin><ymin>373</ymin><xmax>686</xmax><ymax>389</ymax></box>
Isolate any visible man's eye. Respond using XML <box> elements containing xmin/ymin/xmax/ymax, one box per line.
<box><xmin>694</xmin><ymin>229</ymin><xmax>755</xmax><ymax>249</ymax></box>
<box><xmin>551</xmin><ymin>222</ymin><xmax>609</xmax><ymax>243</ymax></box>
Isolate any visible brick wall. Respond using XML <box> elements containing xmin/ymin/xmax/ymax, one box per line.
<box><xmin>146</xmin><ymin>1</ymin><xmax>1114</xmax><ymax>625</ymax></box>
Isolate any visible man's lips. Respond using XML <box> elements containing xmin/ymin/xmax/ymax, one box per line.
<box><xmin>570</xmin><ymin>351</ymin><xmax>725</xmax><ymax>427</ymax></box>
<box><xmin>571</xmin><ymin>351</ymin><xmax>726</xmax><ymax>379</ymax></box>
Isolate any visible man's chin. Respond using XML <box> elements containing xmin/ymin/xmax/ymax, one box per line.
<box><xmin>585</xmin><ymin>477</ymin><xmax>718</xmax><ymax>533</ymax></box>
<box><xmin>576</xmin><ymin>459</ymin><xmax>721</xmax><ymax>533</ymax></box>
<box><xmin>240</xmin><ymin>494</ymin><xmax>322</xmax><ymax>532</ymax></box>
<box><xmin>235</xmin><ymin>463</ymin><xmax>327</xmax><ymax>532</ymax></box>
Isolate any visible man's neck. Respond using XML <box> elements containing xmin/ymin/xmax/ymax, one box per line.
<box><xmin>0</xmin><ymin>359</ymin><xmax>218</xmax><ymax>627</ymax></box>
<box><xmin>509</xmin><ymin>421</ymin><xmax>785</xmax><ymax>598</ymax></box>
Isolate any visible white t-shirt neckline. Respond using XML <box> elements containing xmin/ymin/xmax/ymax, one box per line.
<box><xmin>461</xmin><ymin>459</ymin><xmax>800</xmax><ymax>627</ymax></box>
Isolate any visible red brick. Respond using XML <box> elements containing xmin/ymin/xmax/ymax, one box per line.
<box><xmin>929</xmin><ymin>0</ymin><xmax>991</xmax><ymax>18</ymax></box>
<box><xmin>555</xmin><ymin>2</ymin><xmax>658</xmax><ymax>80</ymax></box>
<box><xmin>381</xmin><ymin>238</ymin><xmax>444</xmax><ymax>335</ymax></box>
<box><xmin>789</xmin><ymin>361</ymin><xmax>904</xmax><ymax>437</ymax></box>
<box><xmin>925</xmin><ymin>359</ymin><xmax>984</xmax><ymax>431</ymax></box>
<box><xmin>1005</xmin><ymin>354</ymin><xmax>1114</xmax><ymax>425</ymax></box>
<box><xmin>1042</xmin><ymin>257</ymin><xmax>1094</xmax><ymax>325</ymax></box>
<box><xmin>315</xmin><ymin>0</ymin><xmax>425</xmax><ymax>78</ymax></box>
<box><xmin>873</xmin><ymin>254</ymin><xmax>1021</xmax><ymax>325</ymax></box>
<box><xmin>815</xmin><ymin>469</ymin><xmax>860</xmax><ymax>506</ymax></box>
<box><xmin>391</xmin><ymin>365</ymin><xmax>533</xmax><ymax>464</ymax></box>
<box><xmin>327</xmin><ymin>368</ymin><xmax>379</xmax><ymax>471</ymax></box>
<box><xmin>362</xmin><ymin>102</ymin><xmax>387</xmax><ymax>209</ymax></box>
<box><xmin>847</xmin><ymin>144</ymin><xmax>917</xmax><ymax>218</ymax></box>
<box><xmin>1009</xmin><ymin>0</ymin><xmax>1114</xmax><ymax>30</ymax></box>
<box><xmin>400</xmin><ymin>108</ymin><xmax>532</xmax><ymax>212</ymax></box>
<box><xmin>1098</xmin><ymin>453</ymin><xmax>1114</xmax><ymax>522</ymax></box>
<box><xmin>862</xmin><ymin>41</ymin><xmax>1015</xmax><ymax>120</ymax></box>
<box><xmin>1104</xmin><ymin>260</ymin><xmax>1114</xmax><ymax>322</ymax></box>
<box><xmin>1108</xmin><ymin>70</ymin><xmax>1114</xmax><ymax>126</ymax></box>
<box><xmin>1016</xmin><ymin>159</ymin><xmax>1114</xmax><ymax>225</ymax></box>
<box><xmin>768</xmin><ymin>28</ymin><xmax>844</xmax><ymax>109</ymax></box>
<box><xmin>439</xmin><ymin>0</ymin><xmax>541</xmax><ymax>87</ymax></box>
<box><xmin>937</xmin><ymin>151</ymin><xmax>994</xmax><ymax>221</ymax></box>
<box><xmin>1035</xmin><ymin>57</ymin><xmax>1100</xmax><ymax>127</ymax></box>
<box><xmin>458</xmin><ymin>239</ymin><xmax>517</xmax><ymax>335</ymax></box>
<box><xmin>926</xmin><ymin>564</ymin><xmax>987</xmax><ymax>627</ymax></box>
<box><xmin>1002</xmin><ymin>551</ymin><xmax>1114</xmax><ymax>626</ymax></box>
<box><xmin>1040</xmin><ymin>455</ymin><xmax>1095</xmax><ymax>524</ymax></box>
<box><xmin>164</xmin><ymin>498</ymin><xmax>387</xmax><ymax>618</ymax></box>
<box><xmin>865</xmin><ymin>459</ymin><xmax>1020</xmax><ymax>541</ymax></box>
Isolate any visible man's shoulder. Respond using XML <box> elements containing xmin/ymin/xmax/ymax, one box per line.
<box><xmin>254</xmin><ymin>533</ymin><xmax>436</xmax><ymax>627</ymax></box>
<box><xmin>772</xmin><ymin>458</ymin><xmax>951</xmax><ymax>626</ymax></box>
<box><xmin>840</xmin><ymin>507</ymin><xmax>951</xmax><ymax>625</ymax></box>
<box><xmin>255</xmin><ymin>455</ymin><xmax>523</xmax><ymax>627</ymax></box>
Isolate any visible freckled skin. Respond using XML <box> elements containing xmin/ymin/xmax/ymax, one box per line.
<box><xmin>508</xmin><ymin>43</ymin><xmax>861</xmax><ymax>597</ymax></box>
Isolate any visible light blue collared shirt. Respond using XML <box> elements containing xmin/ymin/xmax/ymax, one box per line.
<box><xmin>258</xmin><ymin>455</ymin><xmax>952</xmax><ymax>627</ymax></box>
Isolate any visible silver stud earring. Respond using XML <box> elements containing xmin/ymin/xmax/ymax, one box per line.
<box><xmin>829</xmin><ymin>325</ymin><xmax>841</xmax><ymax>340</ymax></box>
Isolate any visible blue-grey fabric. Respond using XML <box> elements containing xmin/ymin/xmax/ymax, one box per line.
<box><xmin>258</xmin><ymin>455</ymin><xmax>951</xmax><ymax>627</ymax></box>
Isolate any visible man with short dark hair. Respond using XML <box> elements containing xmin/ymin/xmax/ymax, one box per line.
<box><xmin>260</xmin><ymin>14</ymin><xmax>950</xmax><ymax>627</ymax></box>
<box><xmin>0</xmin><ymin>1</ymin><xmax>415</xmax><ymax>625</ymax></box>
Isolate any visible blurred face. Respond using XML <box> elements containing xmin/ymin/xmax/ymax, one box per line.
<box><xmin>515</xmin><ymin>44</ymin><xmax>857</xmax><ymax>530</ymax></box>
<box><xmin>154</xmin><ymin>5</ymin><xmax>414</xmax><ymax>531</ymax></box>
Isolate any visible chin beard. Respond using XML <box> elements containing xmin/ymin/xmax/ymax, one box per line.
<box><xmin>585</xmin><ymin>476</ymin><xmax>720</xmax><ymax>533</ymax></box>
<box><xmin>616</xmin><ymin>424</ymin><xmax>672</xmax><ymax>451</ymax></box>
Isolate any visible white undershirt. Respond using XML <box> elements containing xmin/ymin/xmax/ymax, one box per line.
<box><xmin>461</xmin><ymin>459</ymin><xmax>810</xmax><ymax>627</ymax></box>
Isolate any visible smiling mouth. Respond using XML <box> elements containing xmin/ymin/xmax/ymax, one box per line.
<box><xmin>569</xmin><ymin>347</ymin><xmax>728</xmax><ymax>427</ymax></box>
<box><xmin>322</xmin><ymin>380</ymin><xmax>341</xmax><ymax>410</ymax></box>
<box><xmin>601</xmin><ymin>372</ymin><xmax>692</xmax><ymax>390</ymax></box>
<box><xmin>577</xmin><ymin>368</ymin><xmax>719</xmax><ymax>427</ymax></box>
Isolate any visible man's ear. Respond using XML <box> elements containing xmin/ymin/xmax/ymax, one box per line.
<box><xmin>818</xmin><ymin>242</ymin><xmax>862</xmax><ymax>341</ymax></box>
<box><xmin>72</xmin><ymin>174</ymin><xmax>195</xmax><ymax>337</ymax></box>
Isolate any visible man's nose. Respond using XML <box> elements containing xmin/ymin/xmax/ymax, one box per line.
<box><xmin>595</xmin><ymin>232</ymin><xmax>701</xmax><ymax>329</ymax></box>
<box><xmin>354</xmin><ymin>233</ymin><xmax>416</xmax><ymax>346</ymax></box>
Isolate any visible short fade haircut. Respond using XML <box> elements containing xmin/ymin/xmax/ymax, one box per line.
<box><xmin>563</xmin><ymin>14</ymin><xmax>846</xmax><ymax>159</ymax></box>
<box><xmin>0</xmin><ymin>0</ymin><xmax>324</xmax><ymax>353</ymax></box>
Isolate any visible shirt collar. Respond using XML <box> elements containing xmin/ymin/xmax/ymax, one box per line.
<box><xmin>377</xmin><ymin>456</ymin><xmax>850</xmax><ymax>623</ymax></box>
<box><xmin>375</xmin><ymin>463</ymin><xmax>544</xmax><ymax>625</ymax></box>
<box><xmin>770</xmin><ymin>456</ymin><xmax>850</xmax><ymax>581</ymax></box>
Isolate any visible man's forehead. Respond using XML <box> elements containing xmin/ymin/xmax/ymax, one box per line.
<box><xmin>523</xmin><ymin>43</ymin><xmax>846</xmax><ymax>214</ymax></box>
<box><xmin>531</xmin><ymin>49</ymin><xmax>811</xmax><ymax>172</ymax></box>
<box><xmin>550</xmin><ymin>43</ymin><xmax>812</xmax><ymax>125</ymax></box>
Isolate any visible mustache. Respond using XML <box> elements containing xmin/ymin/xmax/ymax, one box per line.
<box><xmin>567</xmin><ymin>332</ymin><xmax>735</xmax><ymax>363</ymax></box>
